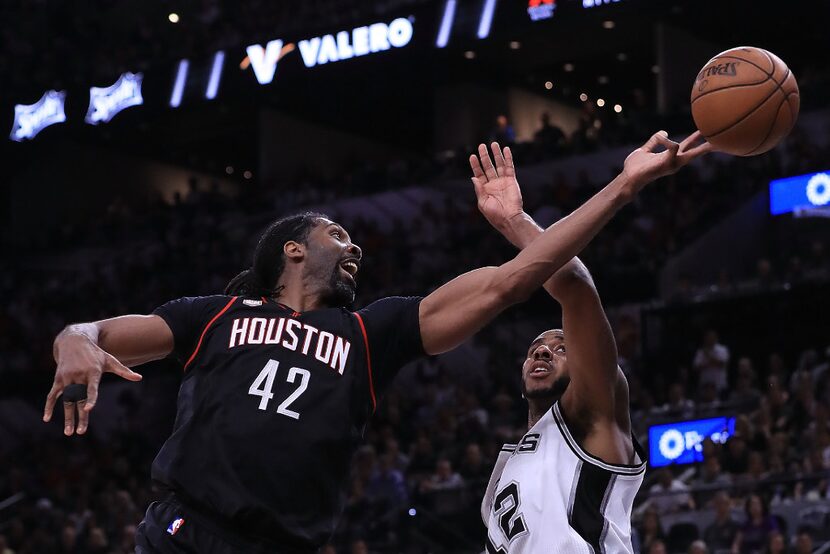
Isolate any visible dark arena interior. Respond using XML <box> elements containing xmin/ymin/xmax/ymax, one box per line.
<box><xmin>1</xmin><ymin>0</ymin><xmax>829</xmax><ymax>553</ymax></box>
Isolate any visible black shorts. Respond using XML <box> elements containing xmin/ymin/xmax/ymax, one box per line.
<box><xmin>135</xmin><ymin>496</ymin><xmax>316</xmax><ymax>554</ymax></box>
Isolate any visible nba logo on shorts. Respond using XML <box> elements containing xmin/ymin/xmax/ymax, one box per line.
<box><xmin>167</xmin><ymin>517</ymin><xmax>185</xmax><ymax>536</ymax></box>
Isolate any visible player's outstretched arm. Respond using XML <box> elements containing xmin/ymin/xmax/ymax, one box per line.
<box><xmin>469</xmin><ymin>142</ymin><xmax>628</xmax><ymax>416</ymax></box>
<box><xmin>419</xmin><ymin>131</ymin><xmax>711</xmax><ymax>355</ymax></box>
<box><xmin>44</xmin><ymin>315</ymin><xmax>174</xmax><ymax>436</ymax></box>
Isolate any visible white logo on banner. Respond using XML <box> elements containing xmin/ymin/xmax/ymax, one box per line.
<box><xmin>85</xmin><ymin>72</ymin><xmax>144</xmax><ymax>124</ymax></box>
<box><xmin>806</xmin><ymin>173</ymin><xmax>830</xmax><ymax>206</ymax></box>
<box><xmin>9</xmin><ymin>90</ymin><xmax>67</xmax><ymax>141</ymax></box>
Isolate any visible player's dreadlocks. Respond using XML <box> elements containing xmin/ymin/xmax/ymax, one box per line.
<box><xmin>225</xmin><ymin>212</ymin><xmax>329</xmax><ymax>298</ymax></box>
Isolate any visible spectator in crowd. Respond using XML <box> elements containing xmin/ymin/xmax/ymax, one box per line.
<box><xmin>793</xmin><ymin>528</ymin><xmax>814</xmax><ymax>554</ymax></box>
<box><xmin>649</xmin><ymin>468</ymin><xmax>695</xmax><ymax>513</ymax></box>
<box><xmin>638</xmin><ymin>507</ymin><xmax>666</xmax><ymax>552</ymax></box>
<box><xmin>687</xmin><ymin>540</ymin><xmax>708</xmax><ymax>554</ymax></box>
<box><xmin>419</xmin><ymin>459</ymin><xmax>464</xmax><ymax>494</ymax></box>
<box><xmin>693</xmin><ymin>329</ymin><xmax>730</xmax><ymax>393</ymax></box>
<box><xmin>659</xmin><ymin>381</ymin><xmax>696</xmax><ymax>418</ymax></box>
<box><xmin>489</xmin><ymin>114</ymin><xmax>516</xmax><ymax>147</ymax></box>
<box><xmin>731</xmin><ymin>358</ymin><xmax>763</xmax><ymax>409</ymax></box>
<box><xmin>722</xmin><ymin>433</ymin><xmax>752</xmax><ymax>475</ymax></box>
<box><xmin>704</xmin><ymin>492</ymin><xmax>740</xmax><ymax>550</ymax></box>
<box><xmin>648</xmin><ymin>539</ymin><xmax>668</xmax><ymax>554</ymax></box>
<box><xmin>366</xmin><ymin>452</ymin><xmax>408</xmax><ymax>513</ymax></box>
<box><xmin>534</xmin><ymin>112</ymin><xmax>567</xmax><ymax>156</ymax></box>
<box><xmin>694</xmin><ymin>458</ymin><xmax>733</xmax><ymax>507</ymax></box>
<box><xmin>733</xmin><ymin>494</ymin><xmax>780</xmax><ymax>554</ymax></box>
<box><xmin>764</xmin><ymin>531</ymin><xmax>787</xmax><ymax>554</ymax></box>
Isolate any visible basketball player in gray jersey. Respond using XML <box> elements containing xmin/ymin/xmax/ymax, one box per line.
<box><xmin>469</xmin><ymin>134</ymin><xmax>709</xmax><ymax>553</ymax></box>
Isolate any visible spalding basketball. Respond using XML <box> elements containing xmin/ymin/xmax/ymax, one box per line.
<box><xmin>691</xmin><ymin>46</ymin><xmax>799</xmax><ymax>156</ymax></box>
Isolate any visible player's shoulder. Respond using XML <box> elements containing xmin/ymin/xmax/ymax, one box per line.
<box><xmin>154</xmin><ymin>294</ymin><xmax>238</xmax><ymax>316</ymax></box>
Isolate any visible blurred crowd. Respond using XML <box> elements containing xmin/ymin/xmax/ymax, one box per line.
<box><xmin>2</xmin><ymin>122</ymin><xmax>829</xmax><ymax>553</ymax></box>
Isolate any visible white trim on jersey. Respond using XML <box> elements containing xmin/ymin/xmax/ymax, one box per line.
<box><xmin>552</xmin><ymin>402</ymin><xmax>646</xmax><ymax>475</ymax></box>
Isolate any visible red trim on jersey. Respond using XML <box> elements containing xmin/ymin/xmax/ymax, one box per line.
<box><xmin>353</xmin><ymin>313</ymin><xmax>376</xmax><ymax>412</ymax></box>
<box><xmin>261</xmin><ymin>297</ymin><xmax>268</xmax><ymax>303</ymax></box>
<box><xmin>183</xmin><ymin>297</ymin><xmax>238</xmax><ymax>371</ymax></box>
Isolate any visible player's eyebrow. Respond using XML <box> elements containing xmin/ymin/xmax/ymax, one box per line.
<box><xmin>327</xmin><ymin>223</ymin><xmax>349</xmax><ymax>236</ymax></box>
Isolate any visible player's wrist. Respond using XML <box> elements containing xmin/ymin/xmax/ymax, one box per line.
<box><xmin>502</xmin><ymin>212</ymin><xmax>542</xmax><ymax>249</ymax></box>
<box><xmin>612</xmin><ymin>171</ymin><xmax>643</xmax><ymax>204</ymax></box>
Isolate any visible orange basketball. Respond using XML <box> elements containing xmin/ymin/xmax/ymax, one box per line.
<box><xmin>691</xmin><ymin>46</ymin><xmax>799</xmax><ymax>156</ymax></box>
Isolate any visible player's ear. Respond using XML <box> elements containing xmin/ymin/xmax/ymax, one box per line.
<box><xmin>283</xmin><ymin>240</ymin><xmax>305</xmax><ymax>261</ymax></box>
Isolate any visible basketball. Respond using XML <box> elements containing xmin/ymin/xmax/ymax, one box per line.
<box><xmin>691</xmin><ymin>46</ymin><xmax>800</xmax><ymax>156</ymax></box>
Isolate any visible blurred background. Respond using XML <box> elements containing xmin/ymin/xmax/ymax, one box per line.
<box><xmin>1</xmin><ymin>0</ymin><xmax>829</xmax><ymax>553</ymax></box>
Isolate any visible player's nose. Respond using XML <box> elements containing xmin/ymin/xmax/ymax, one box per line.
<box><xmin>347</xmin><ymin>243</ymin><xmax>362</xmax><ymax>261</ymax></box>
<box><xmin>533</xmin><ymin>345</ymin><xmax>552</xmax><ymax>360</ymax></box>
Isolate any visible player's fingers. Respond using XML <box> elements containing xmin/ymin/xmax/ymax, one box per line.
<box><xmin>653</xmin><ymin>133</ymin><xmax>680</xmax><ymax>154</ymax></box>
<box><xmin>76</xmin><ymin>399</ymin><xmax>90</xmax><ymax>434</ymax></box>
<box><xmin>43</xmin><ymin>383</ymin><xmax>63</xmax><ymax>422</ymax></box>
<box><xmin>104</xmin><ymin>354</ymin><xmax>142</xmax><ymax>382</ymax></box>
<box><xmin>478</xmin><ymin>143</ymin><xmax>498</xmax><ymax>180</ymax></box>
<box><xmin>83</xmin><ymin>378</ymin><xmax>100</xmax><ymax>414</ymax></box>
<box><xmin>641</xmin><ymin>130</ymin><xmax>669</xmax><ymax>152</ymax></box>
<box><xmin>490</xmin><ymin>142</ymin><xmax>506</xmax><ymax>176</ymax></box>
<box><xmin>469</xmin><ymin>154</ymin><xmax>485</xmax><ymax>180</ymax></box>
<box><xmin>63</xmin><ymin>399</ymin><xmax>76</xmax><ymax>436</ymax></box>
<box><xmin>679</xmin><ymin>130</ymin><xmax>704</xmax><ymax>152</ymax></box>
<box><xmin>684</xmin><ymin>140</ymin><xmax>715</xmax><ymax>158</ymax></box>
<box><xmin>503</xmin><ymin>146</ymin><xmax>516</xmax><ymax>176</ymax></box>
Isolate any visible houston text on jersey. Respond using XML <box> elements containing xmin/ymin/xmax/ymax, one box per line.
<box><xmin>228</xmin><ymin>317</ymin><xmax>352</xmax><ymax>374</ymax></box>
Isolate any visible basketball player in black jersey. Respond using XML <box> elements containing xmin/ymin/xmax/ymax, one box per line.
<box><xmin>469</xmin><ymin>134</ymin><xmax>710</xmax><ymax>553</ymax></box>
<box><xmin>44</xmin><ymin>131</ymin><xmax>710</xmax><ymax>553</ymax></box>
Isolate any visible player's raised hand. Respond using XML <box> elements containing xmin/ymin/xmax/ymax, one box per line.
<box><xmin>44</xmin><ymin>333</ymin><xmax>142</xmax><ymax>436</ymax></box>
<box><xmin>622</xmin><ymin>130</ymin><xmax>713</xmax><ymax>194</ymax></box>
<box><xmin>469</xmin><ymin>142</ymin><xmax>524</xmax><ymax>231</ymax></box>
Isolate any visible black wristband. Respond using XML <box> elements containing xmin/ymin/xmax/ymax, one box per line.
<box><xmin>63</xmin><ymin>384</ymin><xmax>88</xmax><ymax>403</ymax></box>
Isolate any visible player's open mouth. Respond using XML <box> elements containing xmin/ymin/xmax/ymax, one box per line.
<box><xmin>340</xmin><ymin>259</ymin><xmax>360</xmax><ymax>277</ymax></box>
<box><xmin>529</xmin><ymin>361</ymin><xmax>552</xmax><ymax>376</ymax></box>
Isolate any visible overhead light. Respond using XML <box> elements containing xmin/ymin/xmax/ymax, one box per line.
<box><xmin>617</xmin><ymin>52</ymin><xmax>628</xmax><ymax>62</ymax></box>
<box><xmin>225</xmin><ymin>166</ymin><xmax>234</xmax><ymax>175</ymax></box>
<box><xmin>464</xmin><ymin>50</ymin><xmax>476</xmax><ymax>59</ymax></box>
<box><xmin>168</xmin><ymin>13</ymin><xmax>180</xmax><ymax>23</ymax></box>
<box><xmin>579</xmin><ymin>92</ymin><xmax>588</xmax><ymax>102</ymax></box>
<box><xmin>598</xmin><ymin>75</ymin><xmax>609</xmax><ymax>85</ymax></box>
<box><xmin>652</xmin><ymin>65</ymin><xmax>660</xmax><ymax>74</ymax></box>
<box><xmin>597</xmin><ymin>98</ymin><xmax>606</xmax><ymax>107</ymax></box>
<box><xmin>602</xmin><ymin>20</ymin><xmax>615</xmax><ymax>29</ymax></box>
<box><xmin>544</xmin><ymin>81</ymin><xmax>553</xmax><ymax>90</ymax></box>
<box><xmin>564</xmin><ymin>63</ymin><xmax>575</xmax><ymax>72</ymax></box>
<box><xmin>509</xmin><ymin>41</ymin><xmax>521</xmax><ymax>50</ymax></box>
<box><xmin>614</xmin><ymin>104</ymin><xmax>622</xmax><ymax>113</ymax></box>
<box><xmin>243</xmin><ymin>170</ymin><xmax>253</xmax><ymax>179</ymax></box>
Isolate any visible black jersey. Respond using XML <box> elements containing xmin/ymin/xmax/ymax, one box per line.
<box><xmin>151</xmin><ymin>295</ymin><xmax>424</xmax><ymax>550</ymax></box>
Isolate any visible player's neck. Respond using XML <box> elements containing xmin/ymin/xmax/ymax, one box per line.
<box><xmin>275</xmin><ymin>279</ymin><xmax>327</xmax><ymax>312</ymax></box>
<box><xmin>527</xmin><ymin>399</ymin><xmax>555</xmax><ymax>429</ymax></box>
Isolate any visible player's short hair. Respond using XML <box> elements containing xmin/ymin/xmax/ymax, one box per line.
<box><xmin>224</xmin><ymin>211</ymin><xmax>329</xmax><ymax>297</ymax></box>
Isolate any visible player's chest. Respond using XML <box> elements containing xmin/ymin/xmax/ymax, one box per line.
<box><xmin>194</xmin><ymin>312</ymin><xmax>366</xmax><ymax>424</ymax></box>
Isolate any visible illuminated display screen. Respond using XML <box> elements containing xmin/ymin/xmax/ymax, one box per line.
<box><xmin>648</xmin><ymin>416</ymin><xmax>735</xmax><ymax>467</ymax></box>
<box><xmin>769</xmin><ymin>171</ymin><xmax>830</xmax><ymax>215</ymax></box>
